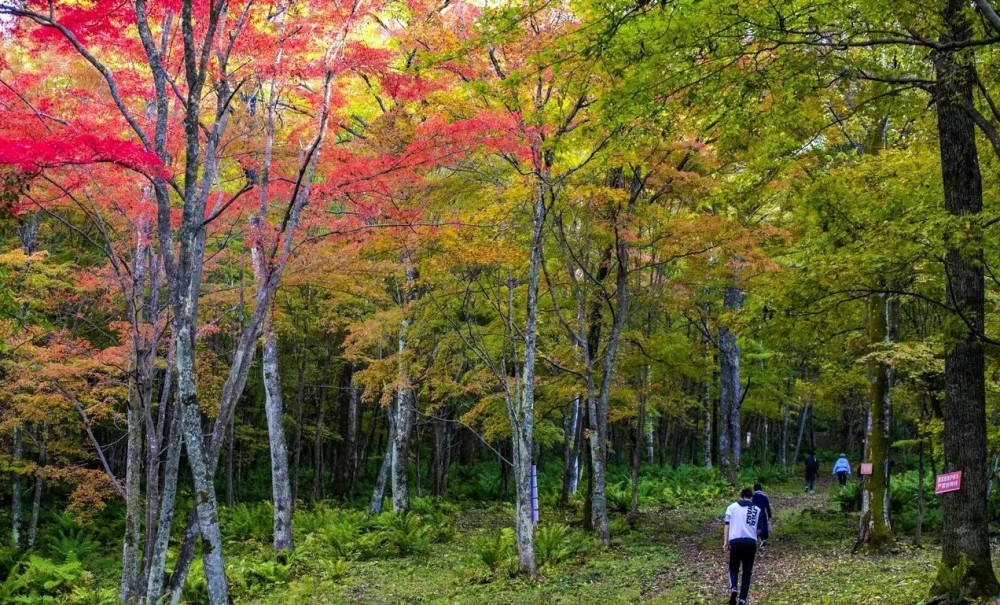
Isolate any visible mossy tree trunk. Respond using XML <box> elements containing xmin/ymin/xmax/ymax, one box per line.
<box><xmin>857</xmin><ymin>293</ymin><xmax>893</xmax><ymax>552</ymax></box>
<box><xmin>930</xmin><ymin>0</ymin><xmax>1000</xmax><ymax>597</ymax></box>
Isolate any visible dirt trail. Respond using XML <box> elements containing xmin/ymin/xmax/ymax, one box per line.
<box><xmin>645</xmin><ymin>478</ymin><xmax>833</xmax><ymax>603</ymax></box>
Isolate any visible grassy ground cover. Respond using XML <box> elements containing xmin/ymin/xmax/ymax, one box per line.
<box><xmin>0</xmin><ymin>470</ymin><xmax>974</xmax><ymax>603</ymax></box>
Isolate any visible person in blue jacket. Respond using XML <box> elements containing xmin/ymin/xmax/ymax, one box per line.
<box><xmin>752</xmin><ymin>483</ymin><xmax>773</xmax><ymax>547</ymax></box>
<box><xmin>832</xmin><ymin>453</ymin><xmax>851</xmax><ymax>487</ymax></box>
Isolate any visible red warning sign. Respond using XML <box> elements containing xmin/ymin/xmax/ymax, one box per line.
<box><xmin>860</xmin><ymin>463</ymin><xmax>873</xmax><ymax>476</ymax></box>
<box><xmin>935</xmin><ymin>471</ymin><xmax>962</xmax><ymax>495</ymax></box>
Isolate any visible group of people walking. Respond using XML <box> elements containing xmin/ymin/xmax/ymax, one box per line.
<box><xmin>724</xmin><ymin>452</ymin><xmax>854</xmax><ymax>604</ymax></box>
<box><xmin>804</xmin><ymin>451</ymin><xmax>853</xmax><ymax>492</ymax></box>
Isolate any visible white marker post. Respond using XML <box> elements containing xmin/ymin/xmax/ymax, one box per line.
<box><xmin>531</xmin><ymin>464</ymin><xmax>539</xmax><ymax>523</ymax></box>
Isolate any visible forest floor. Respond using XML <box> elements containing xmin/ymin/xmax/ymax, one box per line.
<box><xmin>249</xmin><ymin>477</ymin><xmax>942</xmax><ymax>605</ymax></box>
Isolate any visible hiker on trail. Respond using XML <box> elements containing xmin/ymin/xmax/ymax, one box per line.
<box><xmin>724</xmin><ymin>487</ymin><xmax>761</xmax><ymax>605</ymax></box>
<box><xmin>752</xmin><ymin>483</ymin><xmax>773</xmax><ymax>547</ymax></box>
<box><xmin>804</xmin><ymin>451</ymin><xmax>819</xmax><ymax>493</ymax></box>
<box><xmin>832</xmin><ymin>453</ymin><xmax>851</xmax><ymax>487</ymax></box>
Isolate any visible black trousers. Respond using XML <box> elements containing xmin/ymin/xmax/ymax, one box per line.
<box><xmin>805</xmin><ymin>470</ymin><xmax>817</xmax><ymax>491</ymax></box>
<box><xmin>837</xmin><ymin>471</ymin><xmax>848</xmax><ymax>486</ymax></box>
<box><xmin>728</xmin><ymin>538</ymin><xmax>757</xmax><ymax>602</ymax></box>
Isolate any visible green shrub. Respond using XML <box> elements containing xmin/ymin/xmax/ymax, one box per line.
<box><xmin>294</xmin><ymin>504</ymin><xmax>338</xmax><ymax>536</ymax></box>
<box><xmin>0</xmin><ymin>554</ymin><xmax>89</xmax><ymax>602</ymax></box>
<box><xmin>379</xmin><ymin>512</ymin><xmax>432</xmax><ymax>556</ymax></box>
<box><xmin>934</xmin><ymin>555</ymin><xmax>970</xmax><ymax>603</ymax></box>
<box><xmin>609</xmin><ymin>516</ymin><xmax>632</xmax><ymax>536</ymax></box>
<box><xmin>68</xmin><ymin>585</ymin><xmax>118</xmax><ymax>605</ymax></box>
<box><xmin>606</xmin><ymin>483</ymin><xmax>632</xmax><ymax>513</ymax></box>
<box><xmin>534</xmin><ymin>523</ymin><xmax>571</xmax><ymax>567</ymax></box>
<box><xmin>47</xmin><ymin>527</ymin><xmax>100</xmax><ymax>562</ymax></box>
<box><xmin>474</xmin><ymin>529</ymin><xmax>515</xmax><ymax>573</ymax></box>
<box><xmin>221</xmin><ymin>502</ymin><xmax>273</xmax><ymax>543</ymax></box>
<box><xmin>244</xmin><ymin>554</ymin><xmax>294</xmax><ymax>589</ymax></box>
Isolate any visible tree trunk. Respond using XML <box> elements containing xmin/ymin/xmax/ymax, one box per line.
<box><xmin>27</xmin><ymin>425</ymin><xmax>44</xmax><ymax>549</ymax></box>
<box><xmin>780</xmin><ymin>401</ymin><xmax>790</xmax><ymax>473</ymax></box>
<box><xmin>856</xmin><ymin>294</ymin><xmax>893</xmax><ymax>552</ymax></box>
<box><xmin>346</xmin><ymin>368</ymin><xmax>362</xmax><ymax>493</ymax></box>
<box><xmin>931</xmin><ymin>2</ymin><xmax>1000</xmax><ymax>595</ymax></box>
<box><xmin>11</xmin><ymin>425</ymin><xmax>22</xmax><ymax>549</ymax></box>
<box><xmin>391</xmin><ymin>259</ymin><xmax>417</xmax><ymax>513</ymax></box>
<box><xmin>291</xmin><ymin>341</ymin><xmax>309</xmax><ymax>502</ymax></box>
<box><xmin>916</xmin><ymin>439</ymin><xmax>924</xmax><ymax>548</ymax></box>
<box><xmin>718</xmin><ymin>286</ymin><xmax>743</xmax><ymax>485</ymax></box>
<box><xmin>560</xmin><ymin>395</ymin><xmax>582</xmax><ymax>505</ymax></box>
<box><xmin>122</xmin><ymin>389</ymin><xmax>144</xmax><ymax>602</ymax></box>
<box><xmin>145</xmin><ymin>397</ymin><xmax>183</xmax><ymax>604</ymax></box>
<box><xmin>226</xmin><ymin>404</ymin><xmax>235</xmax><ymax>507</ymax></box>
<box><xmin>629</xmin><ymin>366</ymin><xmax>650</xmax><ymax>523</ymax></box>
<box><xmin>702</xmin><ymin>337</ymin><xmax>713</xmax><ymax>469</ymax></box>
<box><xmin>177</xmin><ymin>331</ymin><xmax>229</xmax><ymax>605</ymax></box>
<box><xmin>312</xmin><ymin>376</ymin><xmax>327</xmax><ymax>504</ymax></box>
<box><xmin>370</xmin><ymin>405</ymin><xmax>394</xmax><ymax>514</ymax></box>
<box><xmin>793</xmin><ymin>403</ymin><xmax>809</xmax><ymax>469</ymax></box>
<box><xmin>262</xmin><ymin>313</ymin><xmax>294</xmax><ymax>550</ymax></box>
<box><xmin>509</xmin><ymin>174</ymin><xmax>549</xmax><ymax>576</ymax></box>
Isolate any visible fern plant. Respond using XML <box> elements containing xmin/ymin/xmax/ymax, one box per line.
<box><xmin>535</xmin><ymin>523</ymin><xmax>572</xmax><ymax>567</ymax></box>
<box><xmin>380</xmin><ymin>512</ymin><xmax>431</xmax><ymax>556</ymax></box>
<box><xmin>935</xmin><ymin>555</ymin><xmax>971</xmax><ymax>604</ymax></box>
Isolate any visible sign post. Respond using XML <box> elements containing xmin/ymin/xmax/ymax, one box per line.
<box><xmin>860</xmin><ymin>463</ymin><xmax>873</xmax><ymax>476</ymax></box>
<box><xmin>531</xmin><ymin>464</ymin><xmax>539</xmax><ymax>523</ymax></box>
<box><xmin>935</xmin><ymin>471</ymin><xmax>962</xmax><ymax>495</ymax></box>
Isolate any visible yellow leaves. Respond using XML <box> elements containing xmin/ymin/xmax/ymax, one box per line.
<box><xmin>0</xmin><ymin>248</ymin><xmax>47</xmax><ymax>266</ymax></box>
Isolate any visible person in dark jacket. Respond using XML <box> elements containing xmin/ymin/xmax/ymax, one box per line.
<box><xmin>752</xmin><ymin>483</ymin><xmax>773</xmax><ymax>547</ymax></box>
<box><xmin>804</xmin><ymin>451</ymin><xmax>819</xmax><ymax>493</ymax></box>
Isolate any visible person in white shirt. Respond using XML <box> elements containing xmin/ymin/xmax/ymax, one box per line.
<box><xmin>723</xmin><ymin>487</ymin><xmax>761</xmax><ymax>605</ymax></box>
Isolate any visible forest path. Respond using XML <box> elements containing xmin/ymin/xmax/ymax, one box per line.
<box><xmin>644</xmin><ymin>477</ymin><xmax>835</xmax><ymax>603</ymax></box>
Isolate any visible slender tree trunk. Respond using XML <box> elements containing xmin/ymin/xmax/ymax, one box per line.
<box><xmin>11</xmin><ymin>425</ymin><xmax>22</xmax><ymax>549</ymax></box>
<box><xmin>509</xmin><ymin>174</ymin><xmax>549</xmax><ymax>576</ymax></box>
<box><xmin>312</xmin><ymin>375</ymin><xmax>328</xmax><ymax>503</ymax></box>
<box><xmin>370</xmin><ymin>405</ymin><xmax>394</xmax><ymax>514</ymax></box>
<box><xmin>931</xmin><ymin>3</ymin><xmax>1000</xmax><ymax>595</ymax></box>
<box><xmin>857</xmin><ymin>294</ymin><xmax>894</xmax><ymax>552</ymax></box>
<box><xmin>719</xmin><ymin>286</ymin><xmax>743</xmax><ymax>485</ymax></box>
<box><xmin>702</xmin><ymin>338</ymin><xmax>713</xmax><ymax>469</ymax></box>
<box><xmin>793</xmin><ymin>404</ymin><xmax>809</xmax><ymax>468</ymax></box>
<box><xmin>145</xmin><ymin>389</ymin><xmax>183</xmax><ymax>604</ymax></box>
<box><xmin>629</xmin><ymin>365</ymin><xmax>650</xmax><ymax>523</ymax></box>
<box><xmin>226</xmin><ymin>406</ymin><xmax>235</xmax><ymax>508</ymax></box>
<box><xmin>177</xmin><ymin>329</ymin><xmax>229</xmax><ymax>605</ymax></box>
<box><xmin>391</xmin><ymin>259</ymin><xmax>417</xmax><ymax>513</ymax></box>
<box><xmin>780</xmin><ymin>401</ymin><xmax>790</xmax><ymax>473</ymax></box>
<box><xmin>27</xmin><ymin>425</ymin><xmax>44</xmax><ymax>549</ymax></box>
<box><xmin>291</xmin><ymin>341</ymin><xmax>309</xmax><ymax>502</ymax></box>
<box><xmin>561</xmin><ymin>396</ymin><xmax>582</xmax><ymax>504</ymax></box>
<box><xmin>916</xmin><ymin>439</ymin><xmax>924</xmax><ymax>547</ymax></box>
<box><xmin>346</xmin><ymin>368</ymin><xmax>361</xmax><ymax>493</ymax></box>
<box><xmin>262</xmin><ymin>312</ymin><xmax>294</xmax><ymax>550</ymax></box>
<box><xmin>122</xmin><ymin>388</ymin><xmax>144</xmax><ymax>602</ymax></box>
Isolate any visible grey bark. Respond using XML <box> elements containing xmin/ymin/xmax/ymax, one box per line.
<box><xmin>26</xmin><ymin>425</ymin><xmax>44</xmax><ymax>548</ymax></box>
<box><xmin>560</xmin><ymin>395</ymin><xmax>582</xmax><ymax>504</ymax></box>
<box><xmin>262</xmin><ymin>312</ymin><xmax>294</xmax><ymax>550</ymax></box>
<box><xmin>371</xmin><ymin>405</ymin><xmax>394</xmax><ymax>514</ymax></box>
<box><xmin>11</xmin><ymin>425</ymin><xmax>22</xmax><ymax>549</ymax></box>
<box><xmin>391</xmin><ymin>258</ymin><xmax>418</xmax><ymax>513</ymax></box>
<box><xmin>718</xmin><ymin>286</ymin><xmax>743</xmax><ymax>485</ymax></box>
